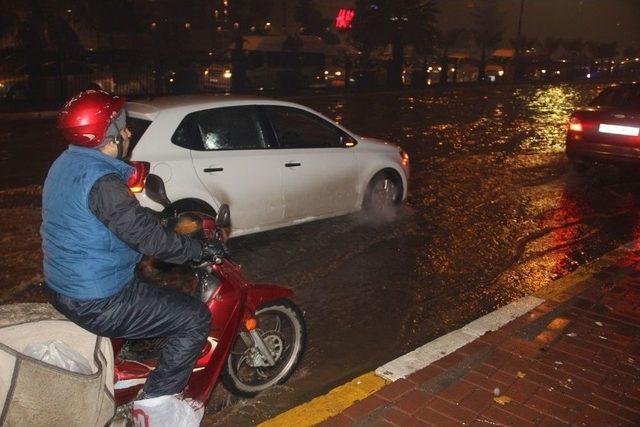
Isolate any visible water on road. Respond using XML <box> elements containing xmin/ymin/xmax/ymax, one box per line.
<box><xmin>2</xmin><ymin>82</ymin><xmax>640</xmax><ymax>425</ymax></box>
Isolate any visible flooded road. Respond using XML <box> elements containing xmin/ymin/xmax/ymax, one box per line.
<box><xmin>2</xmin><ymin>82</ymin><xmax>640</xmax><ymax>425</ymax></box>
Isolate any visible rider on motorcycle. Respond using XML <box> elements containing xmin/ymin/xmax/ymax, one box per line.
<box><xmin>41</xmin><ymin>90</ymin><xmax>225</xmax><ymax>419</ymax></box>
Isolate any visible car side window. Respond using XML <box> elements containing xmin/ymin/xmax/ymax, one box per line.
<box><xmin>171</xmin><ymin>106</ymin><xmax>267</xmax><ymax>151</ymax></box>
<box><xmin>197</xmin><ymin>106</ymin><xmax>267</xmax><ymax>150</ymax></box>
<box><xmin>265</xmin><ymin>106</ymin><xmax>343</xmax><ymax>149</ymax></box>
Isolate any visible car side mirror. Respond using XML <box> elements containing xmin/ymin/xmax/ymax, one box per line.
<box><xmin>341</xmin><ymin>134</ymin><xmax>357</xmax><ymax>148</ymax></box>
<box><xmin>217</xmin><ymin>204</ymin><xmax>231</xmax><ymax>228</ymax></box>
<box><xmin>145</xmin><ymin>174</ymin><xmax>171</xmax><ymax>208</ymax></box>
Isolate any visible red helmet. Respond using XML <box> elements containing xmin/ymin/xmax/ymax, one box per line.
<box><xmin>57</xmin><ymin>90</ymin><xmax>126</xmax><ymax>148</ymax></box>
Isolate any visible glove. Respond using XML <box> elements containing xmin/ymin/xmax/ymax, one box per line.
<box><xmin>199</xmin><ymin>240</ymin><xmax>228</xmax><ymax>263</ymax></box>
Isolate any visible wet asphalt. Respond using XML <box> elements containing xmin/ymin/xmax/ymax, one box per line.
<box><xmin>2</xmin><ymin>82</ymin><xmax>640</xmax><ymax>425</ymax></box>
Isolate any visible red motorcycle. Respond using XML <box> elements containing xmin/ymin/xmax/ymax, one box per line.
<box><xmin>112</xmin><ymin>175</ymin><xmax>306</xmax><ymax>411</ymax></box>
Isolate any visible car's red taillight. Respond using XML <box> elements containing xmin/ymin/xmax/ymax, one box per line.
<box><xmin>568</xmin><ymin>116</ymin><xmax>583</xmax><ymax>133</ymax></box>
<box><xmin>128</xmin><ymin>161</ymin><xmax>150</xmax><ymax>193</ymax></box>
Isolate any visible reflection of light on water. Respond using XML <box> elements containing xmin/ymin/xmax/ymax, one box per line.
<box><xmin>520</xmin><ymin>85</ymin><xmax>582</xmax><ymax>152</ymax></box>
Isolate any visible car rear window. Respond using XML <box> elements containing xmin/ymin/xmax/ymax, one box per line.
<box><xmin>590</xmin><ymin>86</ymin><xmax>640</xmax><ymax>109</ymax></box>
<box><xmin>127</xmin><ymin>117</ymin><xmax>152</xmax><ymax>157</ymax></box>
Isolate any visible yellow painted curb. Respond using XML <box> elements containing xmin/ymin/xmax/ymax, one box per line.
<box><xmin>259</xmin><ymin>372</ymin><xmax>390</xmax><ymax>427</ymax></box>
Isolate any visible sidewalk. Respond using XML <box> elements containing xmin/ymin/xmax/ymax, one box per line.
<box><xmin>266</xmin><ymin>242</ymin><xmax>640</xmax><ymax>427</ymax></box>
<box><xmin>319</xmin><ymin>247</ymin><xmax>640</xmax><ymax>426</ymax></box>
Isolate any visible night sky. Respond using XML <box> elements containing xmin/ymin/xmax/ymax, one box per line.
<box><xmin>320</xmin><ymin>0</ymin><xmax>640</xmax><ymax>50</ymax></box>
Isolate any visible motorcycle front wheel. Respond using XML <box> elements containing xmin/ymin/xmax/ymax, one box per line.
<box><xmin>222</xmin><ymin>299</ymin><xmax>306</xmax><ymax>397</ymax></box>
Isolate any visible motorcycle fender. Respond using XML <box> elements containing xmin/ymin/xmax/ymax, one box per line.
<box><xmin>245</xmin><ymin>284</ymin><xmax>294</xmax><ymax>312</ymax></box>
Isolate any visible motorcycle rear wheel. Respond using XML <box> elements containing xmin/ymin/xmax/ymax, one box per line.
<box><xmin>222</xmin><ymin>299</ymin><xmax>305</xmax><ymax>397</ymax></box>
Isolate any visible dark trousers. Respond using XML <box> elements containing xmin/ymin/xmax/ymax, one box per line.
<box><xmin>48</xmin><ymin>277</ymin><xmax>211</xmax><ymax>397</ymax></box>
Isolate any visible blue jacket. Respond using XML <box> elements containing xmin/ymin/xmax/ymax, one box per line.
<box><xmin>41</xmin><ymin>145</ymin><xmax>141</xmax><ymax>299</ymax></box>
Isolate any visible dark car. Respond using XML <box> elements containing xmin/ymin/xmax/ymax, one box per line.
<box><xmin>566</xmin><ymin>83</ymin><xmax>640</xmax><ymax>171</ymax></box>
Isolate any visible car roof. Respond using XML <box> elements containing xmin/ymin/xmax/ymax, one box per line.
<box><xmin>126</xmin><ymin>94</ymin><xmax>307</xmax><ymax>121</ymax></box>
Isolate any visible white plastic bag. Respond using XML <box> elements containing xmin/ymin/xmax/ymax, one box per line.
<box><xmin>23</xmin><ymin>340</ymin><xmax>93</xmax><ymax>374</ymax></box>
<box><xmin>132</xmin><ymin>395</ymin><xmax>204</xmax><ymax>427</ymax></box>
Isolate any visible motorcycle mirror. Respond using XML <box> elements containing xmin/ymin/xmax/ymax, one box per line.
<box><xmin>145</xmin><ymin>174</ymin><xmax>171</xmax><ymax>208</ymax></box>
<box><xmin>217</xmin><ymin>204</ymin><xmax>231</xmax><ymax>228</ymax></box>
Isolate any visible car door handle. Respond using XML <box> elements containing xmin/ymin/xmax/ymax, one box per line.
<box><xmin>285</xmin><ymin>162</ymin><xmax>301</xmax><ymax>167</ymax></box>
<box><xmin>204</xmin><ymin>167</ymin><xmax>224</xmax><ymax>173</ymax></box>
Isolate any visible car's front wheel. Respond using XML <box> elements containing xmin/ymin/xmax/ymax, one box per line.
<box><xmin>363</xmin><ymin>171</ymin><xmax>402</xmax><ymax>220</ymax></box>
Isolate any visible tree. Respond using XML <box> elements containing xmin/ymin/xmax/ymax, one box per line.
<box><xmin>510</xmin><ymin>35</ymin><xmax>536</xmax><ymax>53</ymax></box>
<box><xmin>352</xmin><ymin>0</ymin><xmax>439</xmax><ymax>88</ymax></box>
<box><xmin>540</xmin><ymin>36</ymin><xmax>561</xmax><ymax>58</ymax></box>
<box><xmin>1</xmin><ymin>0</ymin><xmax>84</xmax><ymax>100</ymax></box>
<box><xmin>472</xmin><ymin>0</ymin><xmax>504</xmax><ymax>83</ymax></box>
<box><xmin>0</xmin><ymin>8</ymin><xmax>20</xmax><ymax>43</ymax></box>
<box><xmin>223</xmin><ymin>0</ymin><xmax>274</xmax><ymax>91</ymax></box>
<box><xmin>563</xmin><ymin>38</ymin><xmax>585</xmax><ymax>79</ymax></box>
<box><xmin>510</xmin><ymin>34</ymin><xmax>536</xmax><ymax>81</ymax></box>
<box><xmin>538</xmin><ymin>36</ymin><xmax>561</xmax><ymax>79</ymax></box>
<box><xmin>295</xmin><ymin>0</ymin><xmax>339</xmax><ymax>44</ymax></box>
<box><xmin>586</xmin><ymin>41</ymin><xmax>617</xmax><ymax>76</ymax></box>
<box><xmin>438</xmin><ymin>28</ymin><xmax>465</xmax><ymax>84</ymax></box>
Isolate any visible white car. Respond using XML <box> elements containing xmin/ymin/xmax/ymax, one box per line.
<box><xmin>127</xmin><ymin>95</ymin><xmax>409</xmax><ymax>236</ymax></box>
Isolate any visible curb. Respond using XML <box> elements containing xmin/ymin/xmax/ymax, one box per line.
<box><xmin>260</xmin><ymin>239</ymin><xmax>639</xmax><ymax>427</ymax></box>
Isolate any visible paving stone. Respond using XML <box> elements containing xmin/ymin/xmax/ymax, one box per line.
<box><xmin>494</xmin><ymin>401</ymin><xmax>545</xmax><ymax>425</ymax></box>
<box><xmin>478</xmin><ymin>404</ymin><xmax>538</xmax><ymax>426</ymax></box>
<box><xmin>381</xmin><ymin>407</ymin><xmax>430</xmax><ymax>427</ymax></box>
<box><xmin>414</xmin><ymin>406</ymin><xmax>462</xmax><ymax>426</ymax></box>
<box><xmin>536</xmin><ymin>416</ymin><xmax>570</xmax><ymax>426</ymax></box>
<box><xmin>464</xmin><ymin>370</ymin><xmax>511</xmax><ymax>392</ymax></box>
<box><xmin>459</xmin><ymin>389</ymin><xmax>493</xmax><ymax>414</ymax></box>
<box><xmin>589</xmin><ymin>394</ymin><xmax>640</xmax><ymax>423</ymax></box>
<box><xmin>376</xmin><ymin>379</ymin><xmax>416</xmax><ymax>402</ymax></box>
<box><xmin>525</xmin><ymin>395</ymin><xmax>578</xmax><ymax>424</ymax></box>
<box><xmin>406</xmin><ymin>365</ymin><xmax>445</xmax><ymax>385</ymax></box>
<box><xmin>483</xmin><ymin>348</ymin><xmax>512</xmax><ymax>370</ymax></box>
<box><xmin>342</xmin><ymin>395</ymin><xmax>387</xmax><ymax>420</ymax></box>
<box><xmin>395</xmin><ymin>389</ymin><xmax>433</xmax><ymax>415</ymax></box>
<box><xmin>456</xmin><ymin>340</ymin><xmax>490</xmax><ymax>357</ymax></box>
<box><xmin>426</xmin><ymin>397</ymin><xmax>477</xmax><ymax>424</ymax></box>
<box><xmin>432</xmin><ymin>351</ymin><xmax>467</xmax><ymax>370</ymax></box>
<box><xmin>500</xmin><ymin>338</ymin><xmax>541</xmax><ymax>357</ymax></box>
<box><xmin>504</xmin><ymin>378</ymin><xmax>539</xmax><ymax>404</ymax></box>
<box><xmin>436</xmin><ymin>380</ymin><xmax>477</xmax><ymax>404</ymax></box>
<box><xmin>574</xmin><ymin>404</ymin><xmax>636</xmax><ymax>427</ymax></box>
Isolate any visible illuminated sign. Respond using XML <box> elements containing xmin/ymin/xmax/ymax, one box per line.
<box><xmin>335</xmin><ymin>8</ymin><xmax>355</xmax><ymax>29</ymax></box>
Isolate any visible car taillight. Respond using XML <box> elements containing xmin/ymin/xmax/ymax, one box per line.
<box><xmin>568</xmin><ymin>116</ymin><xmax>583</xmax><ymax>133</ymax></box>
<box><xmin>128</xmin><ymin>161</ymin><xmax>150</xmax><ymax>193</ymax></box>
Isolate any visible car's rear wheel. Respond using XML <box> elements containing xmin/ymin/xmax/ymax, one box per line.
<box><xmin>363</xmin><ymin>170</ymin><xmax>402</xmax><ymax>220</ymax></box>
<box><xmin>569</xmin><ymin>159</ymin><xmax>589</xmax><ymax>174</ymax></box>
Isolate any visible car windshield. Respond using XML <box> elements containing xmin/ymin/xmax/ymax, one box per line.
<box><xmin>590</xmin><ymin>85</ymin><xmax>640</xmax><ymax>109</ymax></box>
